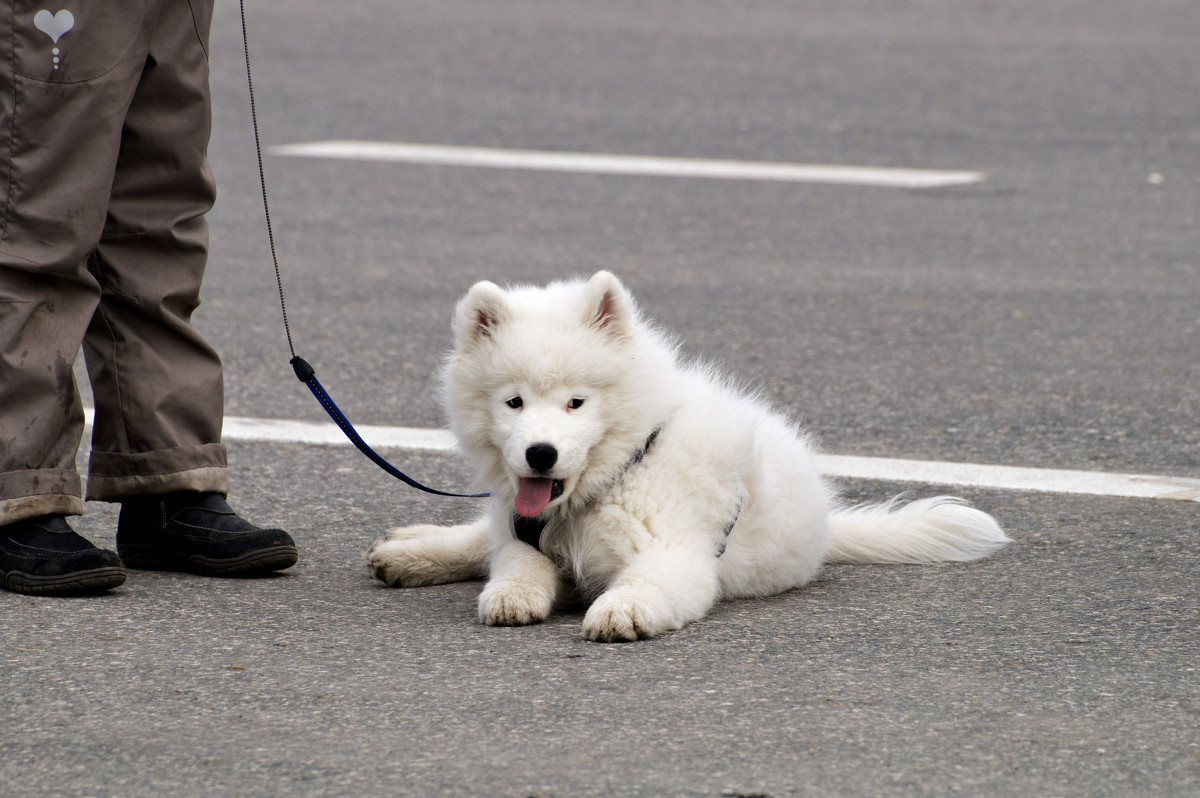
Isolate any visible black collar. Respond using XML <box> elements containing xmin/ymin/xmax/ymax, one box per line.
<box><xmin>513</xmin><ymin>513</ymin><xmax>548</xmax><ymax>550</ymax></box>
<box><xmin>512</xmin><ymin>425</ymin><xmax>662</xmax><ymax>551</ymax></box>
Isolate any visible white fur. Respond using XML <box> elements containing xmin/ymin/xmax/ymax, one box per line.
<box><xmin>368</xmin><ymin>272</ymin><xmax>1011</xmax><ymax>641</ymax></box>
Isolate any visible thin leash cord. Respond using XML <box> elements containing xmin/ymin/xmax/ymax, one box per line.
<box><xmin>239</xmin><ymin>0</ymin><xmax>293</xmax><ymax>359</ymax></box>
<box><xmin>237</xmin><ymin>1</ymin><xmax>486</xmax><ymax>499</ymax></box>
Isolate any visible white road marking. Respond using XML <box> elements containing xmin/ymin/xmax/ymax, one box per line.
<box><xmin>816</xmin><ymin>454</ymin><xmax>1200</xmax><ymax>503</ymax></box>
<box><xmin>269</xmin><ymin>140</ymin><xmax>986</xmax><ymax>189</ymax></box>
<box><xmin>79</xmin><ymin>409</ymin><xmax>1200</xmax><ymax>502</ymax></box>
<box><xmin>223</xmin><ymin>414</ymin><xmax>458</xmax><ymax>451</ymax></box>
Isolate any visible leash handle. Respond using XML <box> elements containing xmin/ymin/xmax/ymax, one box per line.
<box><xmin>291</xmin><ymin>358</ymin><xmax>489</xmax><ymax>499</ymax></box>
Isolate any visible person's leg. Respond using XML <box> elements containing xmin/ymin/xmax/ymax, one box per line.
<box><xmin>83</xmin><ymin>0</ymin><xmax>227</xmax><ymax>500</ymax></box>
<box><xmin>0</xmin><ymin>1</ymin><xmax>153</xmax><ymax>592</ymax></box>
<box><xmin>0</xmin><ymin>2</ymin><xmax>152</xmax><ymax>523</ymax></box>
<box><xmin>86</xmin><ymin>0</ymin><xmax>296</xmax><ymax>575</ymax></box>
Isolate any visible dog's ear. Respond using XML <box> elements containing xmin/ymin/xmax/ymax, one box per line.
<box><xmin>454</xmin><ymin>280</ymin><xmax>509</xmax><ymax>348</ymax></box>
<box><xmin>584</xmin><ymin>271</ymin><xmax>635</xmax><ymax>340</ymax></box>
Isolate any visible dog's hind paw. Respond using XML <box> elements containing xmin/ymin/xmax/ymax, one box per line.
<box><xmin>478</xmin><ymin>579</ymin><xmax>553</xmax><ymax>626</ymax></box>
<box><xmin>367</xmin><ymin>538</ymin><xmax>451</xmax><ymax>587</ymax></box>
<box><xmin>367</xmin><ymin>522</ymin><xmax>490</xmax><ymax>587</ymax></box>
<box><xmin>367</xmin><ymin>539</ymin><xmax>418</xmax><ymax>587</ymax></box>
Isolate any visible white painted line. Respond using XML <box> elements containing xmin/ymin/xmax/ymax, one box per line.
<box><xmin>81</xmin><ymin>408</ymin><xmax>457</xmax><ymax>451</ymax></box>
<box><xmin>222</xmin><ymin>414</ymin><xmax>458</xmax><ymax>451</ymax></box>
<box><xmin>817</xmin><ymin>455</ymin><xmax>1200</xmax><ymax>503</ymax></box>
<box><xmin>269</xmin><ymin>140</ymin><xmax>986</xmax><ymax>189</ymax></box>
<box><xmin>80</xmin><ymin>409</ymin><xmax>1200</xmax><ymax>502</ymax></box>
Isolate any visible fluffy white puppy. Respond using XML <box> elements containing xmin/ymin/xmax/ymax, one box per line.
<box><xmin>369</xmin><ymin>271</ymin><xmax>1010</xmax><ymax>641</ymax></box>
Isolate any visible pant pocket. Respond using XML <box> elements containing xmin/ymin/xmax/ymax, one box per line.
<box><xmin>9</xmin><ymin>0</ymin><xmax>150</xmax><ymax>82</ymax></box>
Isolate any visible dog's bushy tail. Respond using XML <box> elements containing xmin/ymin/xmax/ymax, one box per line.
<box><xmin>824</xmin><ymin>496</ymin><xmax>1010</xmax><ymax>564</ymax></box>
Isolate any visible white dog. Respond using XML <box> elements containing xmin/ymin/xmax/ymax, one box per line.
<box><xmin>368</xmin><ymin>272</ymin><xmax>1010</xmax><ymax>641</ymax></box>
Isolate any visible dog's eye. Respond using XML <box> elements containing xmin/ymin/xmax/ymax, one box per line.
<box><xmin>505</xmin><ymin>396</ymin><xmax>523</xmax><ymax>409</ymax></box>
<box><xmin>567</xmin><ymin>397</ymin><xmax>585</xmax><ymax>410</ymax></box>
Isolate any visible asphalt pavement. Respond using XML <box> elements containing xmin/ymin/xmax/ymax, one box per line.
<box><xmin>3</xmin><ymin>2</ymin><xmax>1197</xmax><ymax>796</ymax></box>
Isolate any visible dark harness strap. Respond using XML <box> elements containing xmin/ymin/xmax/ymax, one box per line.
<box><xmin>715</xmin><ymin>500</ymin><xmax>742</xmax><ymax>557</ymax></box>
<box><xmin>514</xmin><ymin>514</ymin><xmax>546</xmax><ymax>549</ymax></box>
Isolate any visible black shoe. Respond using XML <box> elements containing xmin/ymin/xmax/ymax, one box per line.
<box><xmin>1</xmin><ymin>515</ymin><xmax>127</xmax><ymax>596</ymax></box>
<box><xmin>117</xmin><ymin>492</ymin><xmax>298</xmax><ymax>577</ymax></box>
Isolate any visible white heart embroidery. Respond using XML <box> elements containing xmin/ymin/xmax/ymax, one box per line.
<box><xmin>34</xmin><ymin>9</ymin><xmax>75</xmax><ymax>44</ymax></box>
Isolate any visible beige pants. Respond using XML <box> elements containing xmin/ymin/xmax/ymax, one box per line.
<box><xmin>0</xmin><ymin>0</ymin><xmax>228</xmax><ymax>524</ymax></box>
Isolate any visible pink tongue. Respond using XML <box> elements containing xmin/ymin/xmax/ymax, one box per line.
<box><xmin>515</xmin><ymin>477</ymin><xmax>554</xmax><ymax>517</ymax></box>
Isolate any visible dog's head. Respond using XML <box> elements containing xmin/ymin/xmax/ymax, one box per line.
<box><xmin>444</xmin><ymin>271</ymin><xmax>673</xmax><ymax>518</ymax></box>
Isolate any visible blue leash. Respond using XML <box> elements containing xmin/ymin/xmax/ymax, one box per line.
<box><xmin>241</xmin><ymin>1</ymin><xmax>487</xmax><ymax>500</ymax></box>
<box><xmin>289</xmin><ymin>357</ymin><xmax>487</xmax><ymax>498</ymax></box>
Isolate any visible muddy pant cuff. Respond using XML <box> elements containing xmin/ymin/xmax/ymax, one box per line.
<box><xmin>0</xmin><ymin>470</ymin><xmax>86</xmax><ymax>525</ymax></box>
<box><xmin>86</xmin><ymin>443</ymin><xmax>230</xmax><ymax>502</ymax></box>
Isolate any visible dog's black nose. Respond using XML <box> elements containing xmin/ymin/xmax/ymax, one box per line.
<box><xmin>525</xmin><ymin>443</ymin><xmax>558</xmax><ymax>472</ymax></box>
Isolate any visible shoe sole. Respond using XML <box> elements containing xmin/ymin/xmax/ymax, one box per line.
<box><xmin>4</xmin><ymin>566</ymin><xmax>127</xmax><ymax>596</ymax></box>
<box><xmin>118</xmin><ymin>543</ymin><xmax>298</xmax><ymax>577</ymax></box>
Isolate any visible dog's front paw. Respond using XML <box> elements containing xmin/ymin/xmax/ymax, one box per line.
<box><xmin>478</xmin><ymin>579</ymin><xmax>553</xmax><ymax>626</ymax></box>
<box><xmin>582</xmin><ymin>589</ymin><xmax>668</xmax><ymax>642</ymax></box>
